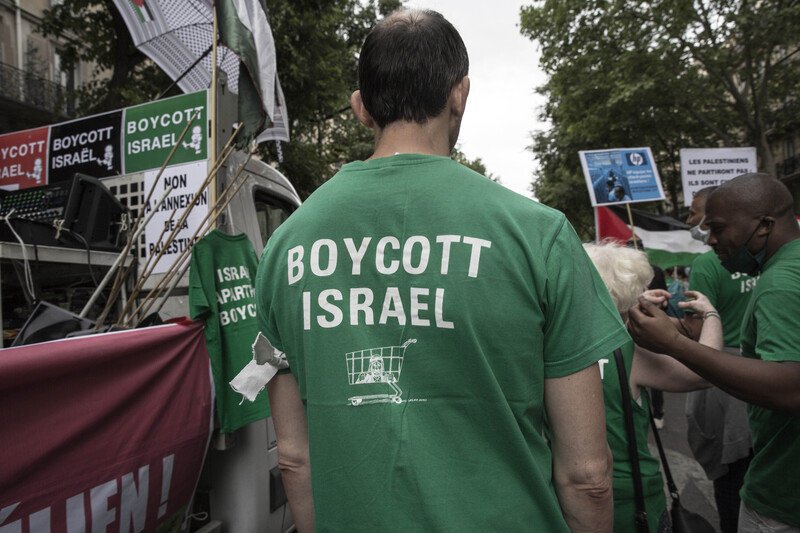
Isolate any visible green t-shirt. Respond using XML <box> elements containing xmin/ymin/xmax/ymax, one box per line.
<box><xmin>689</xmin><ymin>250</ymin><xmax>757</xmax><ymax>347</ymax></box>
<box><xmin>739</xmin><ymin>238</ymin><xmax>800</xmax><ymax>526</ymax></box>
<box><xmin>600</xmin><ymin>340</ymin><xmax>667</xmax><ymax>533</ymax></box>
<box><xmin>189</xmin><ymin>229</ymin><xmax>270</xmax><ymax>433</ymax></box>
<box><xmin>256</xmin><ymin>154</ymin><xmax>630</xmax><ymax>531</ymax></box>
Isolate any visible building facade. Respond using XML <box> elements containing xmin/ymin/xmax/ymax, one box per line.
<box><xmin>0</xmin><ymin>0</ymin><xmax>93</xmax><ymax>133</ymax></box>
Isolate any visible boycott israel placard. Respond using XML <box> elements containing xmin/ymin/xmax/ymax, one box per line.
<box><xmin>144</xmin><ymin>161</ymin><xmax>209</xmax><ymax>274</ymax></box>
<box><xmin>124</xmin><ymin>91</ymin><xmax>208</xmax><ymax>174</ymax></box>
<box><xmin>580</xmin><ymin>147</ymin><xmax>665</xmax><ymax>207</ymax></box>
<box><xmin>49</xmin><ymin>110</ymin><xmax>123</xmax><ymax>182</ymax></box>
<box><xmin>680</xmin><ymin>147</ymin><xmax>757</xmax><ymax>205</ymax></box>
<box><xmin>0</xmin><ymin>126</ymin><xmax>49</xmax><ymax>190</ymax></box>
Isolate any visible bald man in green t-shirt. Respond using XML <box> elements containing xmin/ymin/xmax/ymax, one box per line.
<box><xmin>685</xmin><ymin>186</ymin><xmax>754</xmax><ymax>533</ymax></box>
<box><xmin>630</xmin><ymin>174</ymin><xmax>800</xmax><ymax>531</ymax></box>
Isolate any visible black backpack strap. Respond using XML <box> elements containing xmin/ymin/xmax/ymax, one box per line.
<box><xmin>649</xmin><ymin>404</ymin><xmax>680</xmax><ymax>503</ymax></box>
<box><xmin>613</xmin><ymin>348</ymin><xmax>650</xmax><ymax>533</ymax></box>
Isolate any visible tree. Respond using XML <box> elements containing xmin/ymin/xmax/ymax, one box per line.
<box><xmin>254</xmin><ymin>0</ymin><xmax>406</xmax><ymax>199</ymax></box>
<box><xmin>452</xmin><ymin>147</ymin><xmax>500</xmax><ymax>182</ymax></box>
<box><xmin>520</xmin><ymin>0</ymin><xmax>800</xmax><ymax>238</ymax></box>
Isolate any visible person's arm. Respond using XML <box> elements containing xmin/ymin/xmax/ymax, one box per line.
<box><xmin>545</xmin><ymin>363</ymin><xmax>613</xmax><ymax>533</ymax></box>
<box><xmin>630</xmin><ymin>290</ymin><xmax>722</xmax><ymax>395</ymax></box>
<box><xmin>266</xmin><ymin>373</ymin><xmax>314</xmax><ymax>533</ymax></box>
<box><xmin>628</xmin><ymin>296</ymin><xmax>800</xmax><ymax>416</ymax></box>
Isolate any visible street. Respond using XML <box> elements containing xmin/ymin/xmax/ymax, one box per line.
<box><xmin>649</xmin><ymin>390</ymin><xmax>721</xmax><ymax>531</ymax></box>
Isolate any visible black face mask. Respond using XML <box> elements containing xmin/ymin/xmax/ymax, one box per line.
<box><xmin>720</xmin><ymin>218</ymin><xmax>768</xmax><ymax>276</ymax></box>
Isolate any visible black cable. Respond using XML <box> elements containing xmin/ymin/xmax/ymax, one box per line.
<box><xmin>32</xmin><ymin>240</ymin><xmax>41</xmax><ymax>304</ymax></box>
<box><xmin>59</xmin><ymin>228</ymin><xmax>100</xmax><ymax>290</ymax></box>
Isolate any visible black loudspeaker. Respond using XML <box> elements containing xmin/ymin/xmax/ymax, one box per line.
<box><xmin>61</xmin><ymin>173</ymin><xmax>128</xmax><ymax>251</ymax></box>
<box><xmin>10</xmin><ymin>301</ymin><xmax>95</xmax><ymax>347</ymax></box>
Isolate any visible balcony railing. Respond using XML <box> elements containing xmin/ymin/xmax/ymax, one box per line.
<box><xmin>0</xmin><ymin>61</ymin><xmax>70</xmax><ymax>117</ymax></box>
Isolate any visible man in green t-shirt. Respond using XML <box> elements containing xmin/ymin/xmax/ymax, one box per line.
<box><xmin>630</xmin><ymin>173</ymin><xmax>800</xmax><ymax>531</ymax></box>
<box><xmin>685</xmin><ymin>186</ymin><xmax>754</xmax><ymax>533</ymax></box>
<box><xmin>257</xmin><ymin>9</ymin><xmax>628</xmax><ymax>532</ymax></box>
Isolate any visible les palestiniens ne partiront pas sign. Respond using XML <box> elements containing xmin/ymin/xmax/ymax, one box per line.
<box><xmin>679</xmin><ymin>147</ymin><xmax>757</xmax><ymax>206</ymax></box>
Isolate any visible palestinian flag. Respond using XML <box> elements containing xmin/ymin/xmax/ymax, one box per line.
<box><xmin>216</xmin><ymin>0</ymin><xmax>289</xmax><ymax>147</ymax></box>
<box><xmin>595</xmin><ymin>205</ymin><xmax>710</xmax><ymax>270</ymax></box>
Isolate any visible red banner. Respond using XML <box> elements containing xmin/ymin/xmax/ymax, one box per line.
<box><xmin>0</xmin><ymin>321</ymin><xmax>213</xmax><ymax>533</ymax></box>
<box><xmin>0</xmin><ymin>127</ymin><xmax>49</xmax><ymax>190</ymax></box>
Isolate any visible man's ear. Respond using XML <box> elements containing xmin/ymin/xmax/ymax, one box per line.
<box><xmin>449</xmin><ymin>76</ymin><xmax>470</xmax><ymax>119</ymax></box>
<box><xmin>351</xmin><ymin>90</ymin><xmax>375</xmax><ymax>128</ymax></box>
<box><xmin>758</xmin><ymin>216</ymin><xmax>776</xmax><ymax>236</ymax></box>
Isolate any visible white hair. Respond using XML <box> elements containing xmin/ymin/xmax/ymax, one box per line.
<box><xmin>583</xmin><ymin>240</ymin><xmax>654</xmax><ymax>314</ymax></box>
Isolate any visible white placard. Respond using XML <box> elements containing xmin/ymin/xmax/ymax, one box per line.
<box><xmin>680</xmin><ymin>147</ymin><xmax>757</xmax><ymax>206</ymax></box>
<box><xmin>143</xmin><ymin>161</ymin><xmax>209</xmax><ymax>274</ymax></box>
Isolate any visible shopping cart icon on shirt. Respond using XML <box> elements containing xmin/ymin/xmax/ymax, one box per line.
<box><xmin>346</xmin><ymin>339</ymin><xmax>417</xmax><ymax>406</ymax></box>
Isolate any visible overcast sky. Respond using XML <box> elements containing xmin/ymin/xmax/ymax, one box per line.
<box><xmin>408</xmin><ymin>1</ymin><xmax>549</xmax><ymax>199</ymax></box>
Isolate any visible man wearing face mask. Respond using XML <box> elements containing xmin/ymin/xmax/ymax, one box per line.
<box><xmin>629</xmin><ymin>173</ymin><xmax>800</xmax><ymax>532</ymax></box>
<box><xmin>684</xmin><ymin>186</ymin><xmax>754</xmax><ymax>533</ymax></box>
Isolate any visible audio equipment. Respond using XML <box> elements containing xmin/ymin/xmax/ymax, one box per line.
<box><xmin>0</xmin><ymin>174</ymin><xmax>128</xmax><ymax>251</ymax></box>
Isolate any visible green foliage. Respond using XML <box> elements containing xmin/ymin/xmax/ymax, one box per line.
<box><xmin>520</xmin><ymin>0</ymin><xmax>800</xmax><ymax>238</ymax></box>
<box><xmin>258</xmin><ymin>0</ymin><xmax>403</xmax><ymax>199</ymax></box>
<box><xmin>452</xmin><ymin>147</ymin><xmax>500</xmax><ymax>182</ymax></box>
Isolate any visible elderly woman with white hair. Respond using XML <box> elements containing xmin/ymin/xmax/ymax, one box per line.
<box><xmin>583</xmin><ymin>241</ymin><xmax>723</xmax><ymax>533</ymax></box>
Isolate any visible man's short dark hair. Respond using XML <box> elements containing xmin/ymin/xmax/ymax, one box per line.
<box><xmin>693</xmin><ymin>185</ymin><xmax>717</xmax><ymax>206</ymax></box>
<box><xmin>357</xmin><ymin>9</ymin><xmax>469</xmax><ymax>128</ymax></box>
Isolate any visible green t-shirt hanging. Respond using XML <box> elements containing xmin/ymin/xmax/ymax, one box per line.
<box><xmin>256</xmin><ymin>154</ymin><xmax>630</xmax><ymax>531</ymax></box>
<box><xmin>190</xmin><ymin>229</ymin><xmax>270</xmax><ymax>433</ymax></box>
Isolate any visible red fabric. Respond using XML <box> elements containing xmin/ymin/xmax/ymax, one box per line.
<box><xmin>0</xmin><ymin>321</ymin><xmax>212</xmax><ymax>532</ymax></box>
<box><xmin>596</xmin><ymin>206</ymin><xmax>639</xmax><ymax>243</ymax></box>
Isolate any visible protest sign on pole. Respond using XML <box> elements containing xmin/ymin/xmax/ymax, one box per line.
<box><xmin>0</xmin><ymin>126</ymin><xmax>50</xmax><ymax>190</ymax></box>
<box><xmin>580</xmin><ymin>147</ymin><xmax>665</xmax><ymax>207</ymax></box>
<box><xmin>679</xmin><ymin>147</ymin><xmax>757</xmax><ymax>205</ymax></box>
<box><xmin>143</xmin><ymin>161</ymin><xmax>209</xmax><ymax>274</ymax></box>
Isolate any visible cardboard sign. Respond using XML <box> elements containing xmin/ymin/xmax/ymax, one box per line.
<box><xmin>580</xmin><ymin>147</ymin><xmax>665</xmax><ymax>207</ymax></box>
<box><xmin>680</xmin><ymin>147</ymin><xmax>757</xmax><ymax>206</ymax></box>
<box><xmin>143</xmin><ymin>161</ymin><xmax>209</xmax><ymax>274</ymax></box>
<box><xmin>0</xmin><ymin>321</ymin><xmax>213</xmax><ymax>533</ymax></box>
<box><xmin>48</xmin><ymin>111</ymin><xmax>123</xmax><ymax>183</ymax></box>
<box><xmin>0</xmin><ymin>127</ymin><xmax>49</xmax><ymax>190</ymax></box>
<box><xmin>123</xmin><ymin>91</ymin><xmax>208</xmax><ymax>174</ymax></box>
